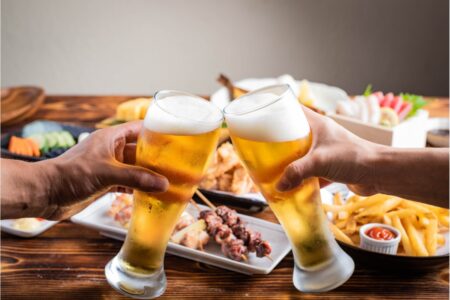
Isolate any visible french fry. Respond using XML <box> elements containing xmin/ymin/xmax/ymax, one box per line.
<box><xmin>346</xmin><ymin>195</ymin><xmax>362</xmax><ymax>204</ymax></box>
<box><xmin>386</xmin><ymin>208</ymin><xmax>417</xmax><ymax>218</ymax></box>
<box><xmin>333</xmin><ymin>192</ymin><xmax>343</xmax><ymax>206</ymax></box>
<box><xmin>401</xmin><ymin>200</ymin><xmax>431</xmax><ymax>214</ymax></box>
<box><xmin>355</xmin><ymin>197</ymin><xmax>401</xmax><ymax>219</ymax></box>
<box><xmin>322</xmin><ymin>203</ymin><xmax>342</xmax><ymax>213</ymax></box>
<box><xmin>330</xmin><ymin>193</ymin><xmax>342</xmax><ymax>222</ymax></box>
<box><xmin>418</xmin><ymin>214</ymin><xmax>431</xmax><ymax>227</ymax></box>
<box><xmin>329</xmin><ymin>223</ymin><xmax>354</xmax><ymax>245</ymax></box>
<box><xmin>438</xmin><ymin>214</ymin><xmax>449</xmax><ymax>228</ymax></box>
<box><xmin>335</xmin><ymin>219</ymin><xmax>348</xmax><ymax>229</ymax></box>
<box><xmin>424</xmin><ymin>217</ymin><xmax>438</xmax><ymax>255</ymax></box>
<box><xmin>345</xmin><ymin>194</ymin><xmax>391</xmax><ymax>214</ymax></box>
<box><xmin>383</xmin><ymin>214</ymin><xmax>392</xmax><ymax>226</ymax></box>
<box><xmin>342</xmin><ymin>217</ymin><xmax>357</xmax><ymax>235</ymax></box>
<box><xmin>439</xmin><ymin>226</ymin><xmax>449</xmax><ymax>233</ymax></box>
<box><xmin>391</xmin><ymin>216</ymin><xmax>414</xmax><ymax>256</ymax></box>
<box><xmin>337</xmin><ymin>210</ymin><xmax>349</xmax><ymax>221</ymax></box>
<box><xmin>437</xmin><ymin>234</ymin><xmax>445</xmax><ymax>246</ymax></box>
<box><xmin>403</xmin><ymin>217</ymin><xmax>429</xmax><ymax>256</ymax></box>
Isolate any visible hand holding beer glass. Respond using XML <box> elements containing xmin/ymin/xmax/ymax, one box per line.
<box><xmin>105</xmin><ymin>90</ymin><xmax>223</xmax><ymax>298</ymax></box>
<box><xmin>224</xmin><ymin>85</ymin><xmax>354</xmax><ymax>292</ymax></box>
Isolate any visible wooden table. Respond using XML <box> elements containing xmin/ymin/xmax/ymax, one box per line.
<box><xmin>2</xmin><ymin>95</ymin><xmax>449</xmax><ymax>299</ymax></box>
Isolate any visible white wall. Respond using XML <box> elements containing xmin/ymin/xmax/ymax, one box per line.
<box><xmin>1</xmin><ymin>0</ymin><xmax>449</xmax><ymax>96</ymax></box>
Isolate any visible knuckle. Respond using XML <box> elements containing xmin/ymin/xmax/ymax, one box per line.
<box><xmin>287</xmin><ymin>162</ymin><xmax>303</xmax><ymax>181</ymax></box>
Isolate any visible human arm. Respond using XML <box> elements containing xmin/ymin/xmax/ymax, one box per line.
<box><xmin>1</xmin><ymin>121</ymin><xmax>168</xmax><ymax>220</ymax></box>
<box><xmin>276</xmin><ymin>107</ymin><xmax>449</xmax><ymax>208</ymax></box>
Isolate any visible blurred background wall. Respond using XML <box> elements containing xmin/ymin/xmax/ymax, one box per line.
<box><xmin>1</xmin><ymin>0</ymin><xmax>449</xmax><ymax>96</ymax></box>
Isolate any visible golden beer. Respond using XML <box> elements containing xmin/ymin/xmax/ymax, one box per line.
<box><xmin>231</xmin><ymin>134</ymin><xmax>333</xmax><ymax>268</ymax></box>
<box><xmin>224</xmin><ymin>84</ymin><xmax>354</xmax><ymax>292</ymax></box>
<box><xmin>119</xmin><ymin>128</ymin><xmax>220</xmax><ymax>273</ymax></box>
<box><xmin>106</xmin><ymin>90</ymin><xmax>223</xmax><ymax>298</ymax></box>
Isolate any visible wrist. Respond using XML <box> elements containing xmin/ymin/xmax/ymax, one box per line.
<box><xmin>30</xmin><ymin>159</ymin><xmax>60</xmax><ymax>218</ymax></box>
<box><xmin>362</xmin><ymin>143</ymin><xmax>397</xmax><ymax>194</ymax></box>
<box><xmin>356</xmin><ymin>141</ymin><xmax>388</xmax><ymax>190</ymax></box>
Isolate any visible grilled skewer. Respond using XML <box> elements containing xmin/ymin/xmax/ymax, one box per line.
<box><xmin>194</xmin><ymin>192</ymin><xmax>272</xmax><ymax>261</ymax></box>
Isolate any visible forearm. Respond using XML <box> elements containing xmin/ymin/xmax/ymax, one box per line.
<box><xmin>1</xmin><ymin>159</ymin><xmax>58</xmax><ymax>219</ymax></box>
<box><xmin>369</xmin><ymin>146</ymin><xmax>449</xmax><ymax>207</ymax></box>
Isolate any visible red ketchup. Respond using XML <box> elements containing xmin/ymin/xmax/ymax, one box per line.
<box><xmin>365</xmin><ymin>227</ymin><xmax>395</xmax><ymax>241</ymax></box>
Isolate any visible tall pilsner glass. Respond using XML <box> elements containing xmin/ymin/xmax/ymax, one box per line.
<box><xmin>223</xmin><ymin>85</ymin><xmax>354</xmax><ymax>292</ymax></box>
<box><xmin>105</xmin><ymin>90</ymin><xmax>223</xmax><ymax>299</ymax></box>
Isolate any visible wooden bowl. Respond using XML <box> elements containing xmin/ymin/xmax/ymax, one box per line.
<box><xmin>1</xmin><ymin>86</ymin><xmax>45</xmax><ymax>126</ymax></box>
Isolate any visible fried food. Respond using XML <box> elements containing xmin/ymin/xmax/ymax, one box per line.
<box><xmin>323</xmin><ymin>193</ymin><xmax>449</xmax><ymax>256</ymax></box>
<box><xmin>200</xmin><ymin>142</ymin><xmax>257</xmax><ymax>194</ymax></box>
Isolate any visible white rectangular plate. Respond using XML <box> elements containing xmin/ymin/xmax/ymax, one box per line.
<box><xmin>1</xmin><ymin>219</ymin><xmax>58</xmax><ymax>238</ymax></box>
<box><xmin>70</xmin><ymin>193</ymin><xmax>292</xmax><ymax>275</ymax></box>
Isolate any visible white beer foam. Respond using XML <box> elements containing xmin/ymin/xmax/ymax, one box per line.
<box><xmin>144</xmin><ymin>95</ymin><xmax>223</xmax><ymax>135</ymax></box>
<box><xmin>225</xmin><ymin>92</ymin><xmax>310</xmax><ymax>142</ymax></box>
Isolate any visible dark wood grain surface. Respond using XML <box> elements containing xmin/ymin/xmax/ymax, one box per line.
<box><xmin>1</xmin><ymin>95</ymin><xmax>449</xmax><ymax>300</ymax></box>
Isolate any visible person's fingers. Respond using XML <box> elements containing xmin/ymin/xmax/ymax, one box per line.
<box><xmin>106</xmin><ymin>162</ymin><xmax>169</xmax><ymax>193</ymax></box>
<box><xmin>276</xmin><ymin>154</ymin><xmax>316</xmax><ymax>192</ymax></box>
<box><xmin>347</xmin><ymin>184</ymin><xmax>377</xmax><ymax>197</ymax></box>
<box><xmin>123</xmin><ymin>143</ymin><xmax>137</xmax><ymax>164</ymax></box>
<box><xmin>108</xmin><ymin>120</ymin><xmax>143</xmax><ymax>144</ymax></box>
<box><xmin>301</xmin><ymin>105</ymin><xmax>327</xmax><ymax>127</ymax></box>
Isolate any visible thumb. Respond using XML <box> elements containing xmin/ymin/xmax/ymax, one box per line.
<box><xmin>276</xmin><ymin>154</ymin><xmax>316</xmax><ymax>192</ymax></box>
<box><xmin>107</xmin><ymin>162</ymin><xmax>169</xmax><ymax>193</ymax></box>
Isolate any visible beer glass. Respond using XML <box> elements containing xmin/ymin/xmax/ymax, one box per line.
<box><xmin>105</xmin><ymin>90</ymin><xmax>223</xmax><ymax>298</ymax></box>
<box><xmin>223</xmin><ymin>85</ymin><xmax>354</xmax><ymax>292</ymax></box>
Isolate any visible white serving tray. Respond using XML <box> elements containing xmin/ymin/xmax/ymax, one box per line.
<box><xmin>328</xmin><ymin>110</ymin><xmax>429</xmax><ymax>148</ymax></box>
<box><xmin>211</xmin><ymin>77</ymin><xmax>428</xmax><ymax>148</ymax></box>
<box><xmin>70</xmin><ymin>193</ymin><xmax>292</xmax><ymax>275</ymax></box>
<box><xmin>1</xmin><ymin>219</ymin><xmax>58</xmax><ymax>238</ymax></box>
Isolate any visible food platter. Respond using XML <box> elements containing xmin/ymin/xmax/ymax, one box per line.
<box><xmin>71</xmin><ymin>192</ymin><xmax>292</xmax><ymax>275</ymax></box>
<box><xmin>323</xmin><ymin>184</ymin><xmax>449</xmax><ymax>271</ymax></box>
<box><xmin>211</xmin><ymin>77</ymin><xmax>349</xmax><ymax>113</ymax></box>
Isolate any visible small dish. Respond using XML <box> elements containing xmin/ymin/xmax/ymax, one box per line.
<box><xmin>1</xmin><ymin>218</ymin><xmax>58</xmax><ymax>238</ymax></box>
<box><xmin>359</xmin><ymin>223</ymin><xmax>401</xmax><ymax>255</ymax></box>
<box><xmin>1</xmin><ymin>122</ymin><xmax>94</xmax><ymax>162</ymax></box>
<box><xmin>427</xmin><ymin>118</ymin><xmax>449</xmax><ymax>147</ymax></box>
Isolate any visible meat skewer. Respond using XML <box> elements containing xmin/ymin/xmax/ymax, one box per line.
<box><xmin>194</xmin><ymin>191</ymin><xmax>272</xmax><ymax>260</ymax></box>
<box><xmin>214</xmin><ymin>205</ymin><xmax>272</xmax><ymax>259</ymax></box>
<box><xmin>198</xmin><ymin>209</ymin><xmax>249</xmax><ymax>262</ymax></box>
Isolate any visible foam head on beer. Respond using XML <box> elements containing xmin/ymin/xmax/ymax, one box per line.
<box><xmin>145</xmin><ymin>91</ymin><xmax>223</xmax><ymax>135</ymax></box>
<box><xmin>224</xmin><ymin>85</ymin><xmax>310</xmax><ymax>142</ymax></box>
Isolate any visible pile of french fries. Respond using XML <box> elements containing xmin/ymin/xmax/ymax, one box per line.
<box><xmin>323</xmin><ymin>193</ymin><xmax>449</xmax><ymax>256</ymax></box>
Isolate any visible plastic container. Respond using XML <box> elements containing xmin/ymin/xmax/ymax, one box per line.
<box><xmin>360</xmin><ymin>223</ymin><xmax>401</xmax><ymax>255</ymax></box>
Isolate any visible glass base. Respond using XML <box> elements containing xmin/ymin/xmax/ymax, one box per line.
<box><xmin>105</xmin><ymin>255</ymin><xmax>166</xmax><ymax>299</ymax></box>
<box><xmin>292</xmin><ymin>248</ymin><xmax>354</xmax><ymax>292</ymax></box>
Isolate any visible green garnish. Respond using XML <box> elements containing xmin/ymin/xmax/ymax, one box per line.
<box><xmin>221</xmin><ymin>122</ymin><xmax>228</xmax><ymax>128</ymax></box>
<box><xmin>400</xmin><ymin>93</ymin><xmax>427</xmax><ymax>118</ymax></box>
<box><xmin>363</xmin><ymin>84</ymin><xmax>372</xmax><ymax>96</ymax></box>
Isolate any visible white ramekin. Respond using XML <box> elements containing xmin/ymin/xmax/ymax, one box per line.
<box><xmin>359</xmin><ymin>223</ymin><xmax>401</xmax><ymax>255</ymax></box>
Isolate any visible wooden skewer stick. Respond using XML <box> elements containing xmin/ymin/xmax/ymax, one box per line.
<box><xmin>195</xmin><ymin>190</ymin><xmax>216</xmax><ymax>210</ymax></box>
<box><xmin>189</xmin><ymin>199</ymin><xmax>202</xmax><ymax>212</ymax></box>
<box><xmin>241</xmin><ymin>254</ymin><xmax>248</xmax><ymax>262</ymax></box>
<box><xmin>265</xmin><ymin>254</ymin><xmax>273</xmax><ymax>261</ymax></box>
